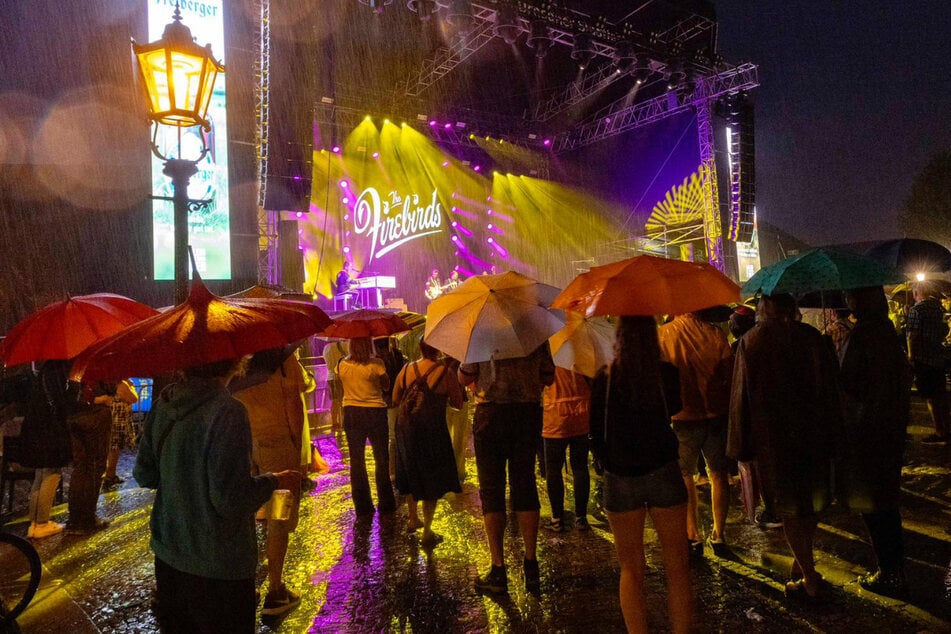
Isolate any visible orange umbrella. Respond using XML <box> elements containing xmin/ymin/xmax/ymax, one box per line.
<box><xmin>70</xmin><ymin>280</ymin><xmax>332</xmax><ymax>382</ymax></box>
<box><xmin>552</xmin><ymin>255</ymin><xmax>740</xmax><ymax>317</ymax></box>
<box><xmin>0</xmin><ymin>294</ymin><xmax>159</xmax><ymax>367</ymax></box>
<box><xmin>320</xmin><ymin>309</ymin><xmax>411</xmax><ymax>340</ymax></box>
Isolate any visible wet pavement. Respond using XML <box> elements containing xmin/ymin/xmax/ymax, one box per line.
<box><xmin>3</xmin><ymin>396</ymin><xmax>950</xmax><ymax>633</ymax></box>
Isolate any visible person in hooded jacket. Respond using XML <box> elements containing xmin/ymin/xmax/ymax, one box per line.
<box><xmin>134</xmin><ymin>357</ymin><xmax>301</xmax><ymax>633</ymax></box>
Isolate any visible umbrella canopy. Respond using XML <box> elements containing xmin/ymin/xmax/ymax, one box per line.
<box><xmin>227</xmin><ymin>284</ymin><xmax>313</xmax><ymax>303</ymax></box>
<box><xmin>70</xmin><ymin>280</ymin><xmax>332</xmax><ymax>382</ymax></box>
<box><xmin>0</xmin><ymin>294</ymin><xmax>159</xmax><ymax>367</ymax></box>
<box><xmin>741</xmin><ymin>247</ymin><xmax>904</xmax><ymax>297</ymax></box>
<box><xmin>320</xmin><ymin>309</ymin><xmax>411</xmax><ymax>339</ymax></box>
<box><xmin>424</xmin><ymin>271</ymin><xmax>564</xmax><ymax>364</ymax></box>
<box><xmin>864</xmin><ymin>238</ymin><xmax>951</xmax><ymax>275</ymax></box>
<box><xmin>549</xmin><ymin>312</ymin><xmax>615</xmax><ymax>378</ymax></box>
<box><xmin>552</xmin><ymin>255</ymin><xmax>741</xmax><ymax>317</ymax></box>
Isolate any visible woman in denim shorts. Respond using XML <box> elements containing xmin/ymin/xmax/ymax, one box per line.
<box><xmin>590</xmin><ymin>316</ymin><xmax>692</xmax><ymax>634</ymax></box>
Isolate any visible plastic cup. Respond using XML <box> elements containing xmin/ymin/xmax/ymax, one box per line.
<box><xmin>268</xmin><ymin>489</ymin><xmax>292</xmax><ymax>521</ymax></box>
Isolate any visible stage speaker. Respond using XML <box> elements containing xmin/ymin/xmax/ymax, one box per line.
<box><xmin>725</xmin><ymin>92</ymin><xmax>755</xmax><ymax>243</ymax></box>
<box><xmin>278</xmin><ymin>219</ymin><xmax>304</xmax><ymax>292</ymax></box>
<box><xmin>264</xmin><ymin>142</ymin><xmax>312</xmax><ymax>213</ymax></box>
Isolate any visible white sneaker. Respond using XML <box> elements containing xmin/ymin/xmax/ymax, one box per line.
<box><xmin>31</xmin><ymin>521</ymin><xmax>65</xmax><ymax>539</ymax></box>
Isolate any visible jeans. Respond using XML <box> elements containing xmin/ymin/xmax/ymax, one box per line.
<box><xmin>343</xmin><ymin>406</ymin><xmax>396</xmax><ymax>515</ymax></box>
<box><xmin>67</xmin><ymin>406</ymin><xmax>110</xmax><ymax>527</ymax></box>
<box><xmin>543</xmin><ymin>434</ymin><xmax>590</xmax><ymax>519</ymax></box>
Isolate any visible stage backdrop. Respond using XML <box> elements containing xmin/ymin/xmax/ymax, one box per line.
<box><xmin>298</xmin><ymin>113</ymin><xmax>704</xmax><ymax>313</ymax></box>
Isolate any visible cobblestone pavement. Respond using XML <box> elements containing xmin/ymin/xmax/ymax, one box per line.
<box><xmin>3</xmin><ymin>396</ymin><xmax>950</xmax><ymax>633</ymax></box>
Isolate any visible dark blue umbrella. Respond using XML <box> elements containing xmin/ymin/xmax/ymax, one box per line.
<box><xmin>864</xmin><ymin>238</ymin><xmax>951</xmax><ymax>275</ymax></box>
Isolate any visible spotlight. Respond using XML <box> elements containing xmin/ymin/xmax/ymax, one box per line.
<box><xmin>331</xmin><ymin>145</ymin><xmax>341</xmax><ymax>154</ymax></box>
<box><xmin>633</xmin><ymin>56</ymin><xmax>651</xmax><ymax>84</ymax></box>
<box><xmin>493</xmin><ymin>5</ymin><xmax>521</xmax><ymax>45</ymax></box>
<box><xmin>446</xmin><ymin>0</ymin><xmax>474</xmax><ymax>34</ymax></box>
<box><xmin>359</xmin><ymin>0</ymin><xmax>393</xmax><ymax>13</ymax></box>
<box><xmin>666</xmin><ymin>59</ymin><xmax>686</xmax><ymax>91</ymax></box>
<box><xmin>571</xmin><ymin>33</ymin><xmax>596</xmax><ymax>70</ymax></box>
<box><xmin>613</xmin><ymin>40</ymin><xmax>636</xmax><ymax>74</ymax></box>
<box><xmin>406</xmin><ymin>0</ymin><xmax>436</xmax><ymax>20</ymax></box>
<box><xmin>527</xmin><ymin>21</ymin><xmax>551</xmax><ymax>58</ymax></box>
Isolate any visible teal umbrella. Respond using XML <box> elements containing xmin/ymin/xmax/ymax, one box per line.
<box><xmin>742</xmin><ymin>247</ymin><xmax>904</xmax><ymax>297</ymax></box>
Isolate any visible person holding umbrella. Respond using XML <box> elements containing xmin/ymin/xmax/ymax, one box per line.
<box><xmin>589</xmin><ymin>316</ymin><xmax>691</xmax><ymax>633</ymax></box>
<box><xmin>907</xmin><ymin>282</ymin><xmax>950</xmax><ymax>444</ymax></box>
<box><xmin>459</xmin><ymin>342</ymin><xmax>555</xmax><ymax>595</ymax></box>
<box><xmin>337</xmin><ymin>336</ymin><xmax>397</xmax><ymax>517</ymax></box>
<box><xmin>133</xmin><ymin>357</ymin><xmax>302</xmax><ymax>633</ymax></box>
<box><xmin>838</xmin><ymin>286</ymin><xmax>912</xmax><ymax>597</ymax></box>
<box><xmin>728</xmin><ymin>294</ymin><xmax>842</xmax><ymax>602</ymax></box>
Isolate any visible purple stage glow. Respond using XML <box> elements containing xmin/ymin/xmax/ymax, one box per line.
<box><xmin>443</xmin><ymin>123</ymin><xmax>452</xmax><ymax>129</ymax></box>
<box><xmin>342</xmin><ymin>197</ymin><xmax>350</xmax><ymax>204</ymax></box>
<box><xmin>429</xmin><ymin>120</ymin><xmax>437</xmax><ymax>127</ymax></box>
<box><xmin>339</xmin><ymin>180</ymin><xmax>349</xmax><ymax>189</ymax></box>
<box><xmin>449</xmin><ymin>206</ymin><xmax>478</xmax><ymax>220</ymax></box>
<box><xmin>343</xmin><ymin>246</ymin><xmax>351</xmax><ymax>253</ymax></box>
<box><xmin>543</xmin><ymin>139</ymin><xmax>551</xmax><ymax>146</ymax></box>
<box><xmin>442</xmin><ymin>161</ymin><xmax>450</xmax><ymax>167</ymax></box>
<box><xmin>454</xmin><ymin>223</ymin><xmax>473</xmax><ymax>237</ymax></box>
<box><xmin>372</xmin><ymin>151</ymin><xmax>380</xmax><ymax>158</ymax></box>
<box><xmin>331</xmin><ymin>146</ymin><xmax>341</xmax><ymax>154</ymax></box>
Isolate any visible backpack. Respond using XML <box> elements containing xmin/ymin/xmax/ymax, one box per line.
<box><xmin>397</xmin><ymin>362</ymin><xmax>444</xmax><ymax>425</ymax></box>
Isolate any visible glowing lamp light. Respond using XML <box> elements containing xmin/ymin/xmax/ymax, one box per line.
<box><xmin>916</xmin><ymin>272</ymin><xmax>926</xmax><ymax>281</ymax></box>
<box><xmin>383</xmin><ymin>119</ymin><xmax>390</xmax><ymax>125</ymax></box>
<box><xmin>444</xmin><ymin>123</ymin><xmax>452</xmax><ymax>129</ymax></box>
<box><xmin>339</xmin><ymin>180</ymin><xmax>349</xmax><ymax>189</ymax></box>
<box><xmin>543</xmin><ymin>139</ymin><xmax>551</xmax><ymax>146</ymax></box>
<box><xmin>442</xmin><ymin>160</ymin><xmax>450</xmax><ymax>167</ymax></box>
<box><xmin>487</xmin><ymin>237</ymin><xmax>494</xmax><ymax>243</ymax></box>
<box><xmin>342</xmin><ymin>246</ymin><xmax>351</xmax><ymax>254</ymax></box>
<box><xmin>487</xmin><ymin>209</ymin><xmax>493</xmax><ymax>215</ymax></box>
<box><xmin>372</xmin><ymin>151</ymin><xmax>380</xmax><ymax>158</ymax></box>
<box><xmin>487</xmin><ymin>223</ymin><xmax>493</xmax><ymax>229</ymax></box>
<box><xmin>298</xmin><ymin>245</ymin><xmax>303</xmax><ymax>251</ymax></box>
<box><xmin>295</xmin><ymin>212</ymin><xmax>303</xmax><ymax>218</ymax></box>
<box><xmin>451</xmin><ymin>221</ymin><xmax>458</xmax><ymax>227</ymax></box>
<box><xmin>331</xmin><ymin>145</ymin><xmax>341</xmax><ymax>154</ymax></box>
<box><xmin>452</xmin><ymin>235</ymin><xmax>459</xmax><ymax>242</ymax></box>
<box><xmin>473</xmin><ymin>165</ymin><xmax>481</xmax><ymax>172</ymax></box>
<box><xmin>344</xmin><ymin>214</ymin><xmax>350</xmax><ymax>221</ymax></box>
<box><xmin>342</xmin><ymin>197</ymin><xmax>349</xmax><ymax>204</ymax></box>
<box><xmin>429</xmin><ymin>120</ymin><xmax>437</xmax><ymax>127</ymax></box>
<box><xmin>132</xmin><ymin>6</ymin><xmax>224</xmax><ymax>130</ymax></box>
<box><xmin>345</xmin><ymin>230</ymin><xmax>351</xmax><ymax>236</ymax></box>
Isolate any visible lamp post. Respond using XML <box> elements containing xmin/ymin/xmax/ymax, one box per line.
<box><xmin>132</xmin><ymin>3</ymin><xmax>224</xmax><ymax>303</ymax></box>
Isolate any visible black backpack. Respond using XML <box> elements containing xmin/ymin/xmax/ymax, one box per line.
<box><xmin>398</xmin><ymin>362</ymin><xmax>444</xmax><ymax>425</ymax></box>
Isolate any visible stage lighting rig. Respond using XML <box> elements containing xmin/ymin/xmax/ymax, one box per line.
<box><xmin>570</xmin><ymin>32</ymin><xmax>596</xmax><ymax>70</ymax></box>
<box><xmin>527</xmin><ymin>20</ymin><xmax>552</xmax><ymax>58</ymax></box>
<box><xmin>407</xmin><ymin>0</ymin><xmax>437</xmax><ymax>20</ymax></box>
<box><xmin>613</xmin><ymin>40</ymin><xmax>636</xmax><ymax>75</ymax></box>
<box><xmin>492</xmin><ymin>4</ymin><xmax>521</xmax><ymax>44</ymax></box>
<box><xmin>632</xmin><ymin>57</ymin><xmax>652</xmax><ymax>85</ymax></box>
<box><xmin>446</xmin><ymin>0</ymin><xmax>474</xmax><ymax>34</ymax></box>
<box><xmin>666</xmin><ymin>59</ymin><xmax>686</xmax><ymax>91</ymax></box>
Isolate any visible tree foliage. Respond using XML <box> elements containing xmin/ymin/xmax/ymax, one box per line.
<box><xmin>899</xmin><ymin>151</ymin><xmax>951</xmax><ymax>247</ymax></box>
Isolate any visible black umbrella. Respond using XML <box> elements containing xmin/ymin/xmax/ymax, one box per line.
<box><xmin>864</xmin><ymin>238</ymin><xmax>951</xmax><ymax>275</ymax></box>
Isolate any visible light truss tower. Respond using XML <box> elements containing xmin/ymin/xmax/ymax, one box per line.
<box><xmin>695</xmin><ymin>101</ymin><xmax>724</xmax><ymax>273</ymax></box>
<box><xmin>255</xmin><ymin>0</ymin><xmax>280</xmax><ymax>285</ymax></box>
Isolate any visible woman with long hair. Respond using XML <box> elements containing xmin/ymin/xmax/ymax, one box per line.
<box><xmin>589</xmin><ymin>316</ymin><xmax>692</xmax><ymax>633</ymax></box>
<box><xmin>391</xmin><ymin>339</ymin><xmax>463</xmax><ymax>548</ymax></box>
<box><xmin>337</xmin><ymin>337</ymin><xmax>396</xmax><ymax>516</ymax></box>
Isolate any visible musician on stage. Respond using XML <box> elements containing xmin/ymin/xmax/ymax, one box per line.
<box><xmin>425</xmin><ymin>268</ymin><xmax>442</xmax><ymax>301</ymax></box>
<box><xmin>446</xmin><ymin>270</ymin><xmax>461</xmax><ymax>290</ymax></box>
<box><xmin>336</xmin><ymin>261</ymin><xmax>361</xmax><ymax>308</ymax></box>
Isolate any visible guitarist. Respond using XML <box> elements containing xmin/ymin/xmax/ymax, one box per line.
<box><xmin>424</xmin><ymin>268</ymin><xmax>443</xmax><ymax>300</ymax></box>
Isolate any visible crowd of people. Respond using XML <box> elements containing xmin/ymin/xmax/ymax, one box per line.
<box><xmin>1</xmin><ymin>280</ymin><xmax>947</xmax><ymax>633</ymax></box>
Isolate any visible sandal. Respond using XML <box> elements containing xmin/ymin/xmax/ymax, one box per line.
<box><xmin>784</xmin><ymin>574</ymin><xmax>827</xmax><ymax>603</ymax></box>
<box><xmin>544</xmin><ymin>518</ymin><xmax>564</xmax><ymax>533</ymax></box>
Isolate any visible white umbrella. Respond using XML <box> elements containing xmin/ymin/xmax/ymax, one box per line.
<box><xmin>424</xmin><ymin>271</ymin><xmax>564</xmax><ymax>364</ymax></box>
<box><xmin>550</xmin><ymin>312</ymin><xmax>615</xmax><ymax>378</ymax></box>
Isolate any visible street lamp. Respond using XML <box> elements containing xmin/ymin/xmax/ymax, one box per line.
<box><xmin>132</xmin><ymin>3</ymin><xmax>224</xmax><ymax>303</ymax></box>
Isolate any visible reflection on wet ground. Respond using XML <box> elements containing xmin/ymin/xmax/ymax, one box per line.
<box><xmin>3</xmin><ymin>397</ymin><xmax>951</xmax><ymax>633</ymax></box>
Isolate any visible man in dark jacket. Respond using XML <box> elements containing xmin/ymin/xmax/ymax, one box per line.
<box><xmin>134</xmin><ymin>358</ymin><xmax>301</xmax><ymax>633</ymax></box>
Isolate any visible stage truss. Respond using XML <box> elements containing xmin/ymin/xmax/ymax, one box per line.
<box><xmin>255</xmin><ymin>0</ymin><xmax>759</xmax><ymax>281</ymax></box>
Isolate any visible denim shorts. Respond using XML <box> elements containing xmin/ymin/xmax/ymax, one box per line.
<box><xmin>604</xmin><ymin>461</ymin><xmax>687</xmax><ymax>512</ymax></box>
<box><xmin>672</xmin><ymin>417</ymin><xmax>730</xmax><ymax>476</ymax></box>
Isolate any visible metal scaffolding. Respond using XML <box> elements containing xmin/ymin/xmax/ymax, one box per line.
<box><xmin>255</xmin><ymin>0</ymin><xmax>279</xmax><ymax>286</ymax></box>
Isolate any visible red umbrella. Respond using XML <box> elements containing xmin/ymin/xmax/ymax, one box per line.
<box><xmin>321</xmin><ymin>309</ymin><xmax>411</xmax><ymax>339</ymax></box>
<box><xmin>70</xmin><ymin>279</ymin><xmax>332</xmax><ymax>382</ymax></box>
<box><xmin>552</xmin><ymin>255</ymin><xmax>740</xmax><ymax>317</ymax></box>
<box><xmin>0</xmin><ymin>293</ymin><xmax>159</xmax><ymax>367</ymax></box>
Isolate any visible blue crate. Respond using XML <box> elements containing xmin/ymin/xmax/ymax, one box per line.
<box><xmin>129</xmin><ymin>378</ymin><xmax>153</xmax><ymax>412</ymax></box>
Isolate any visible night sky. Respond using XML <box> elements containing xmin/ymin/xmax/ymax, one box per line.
<box><xmin>715</xmin><ymin>1</ymin><xmax>951</xmax><ymax>246</ymax></box>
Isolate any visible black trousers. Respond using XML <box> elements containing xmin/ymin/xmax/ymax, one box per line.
<box><xmin>154</xmin><ymin>557</ymin><xmax>256</xmax><ymax>634</ymax></box>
